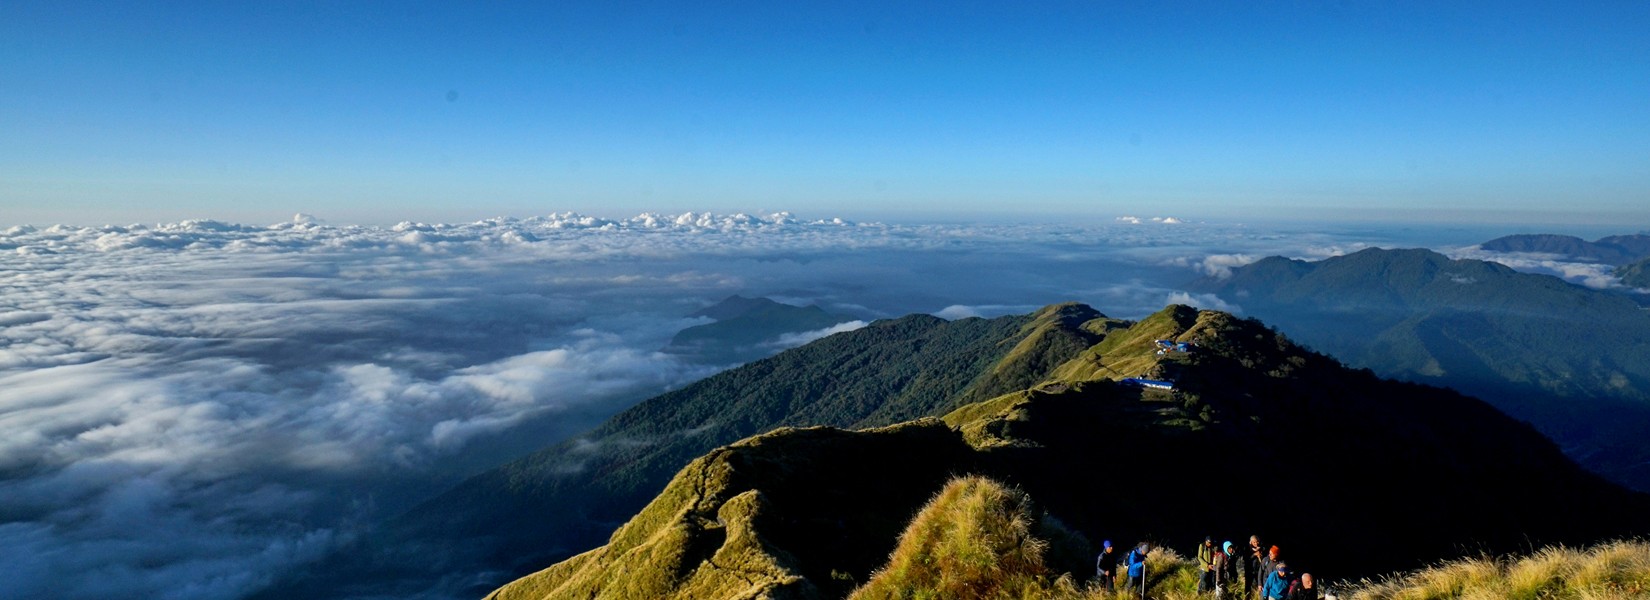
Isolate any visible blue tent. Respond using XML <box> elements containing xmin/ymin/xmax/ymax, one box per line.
<box><xmin>1121</xmin><ymin>377</ymin><xmax>1175</xmax><ymax>390</ymax></box>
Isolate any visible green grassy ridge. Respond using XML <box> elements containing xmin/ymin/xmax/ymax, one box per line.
<box><xmin>379</xmin><ymin>304</ymin><xmax>1106</xmax><ymax>592</ymax></box>
<box><xmin>1048</xmin><ymin>304</ymin><xmax>1196</xmax><ymax>382</ymax></box>
<box><xmin>487</xmin><ymin>306</ymin><xmax>1650</xmax><ymax>599</ymax></box>
<box><xmin>982</xmin><ymin>303</ymin><xmax>1105</xmax><ymax>394</ymax></box>
<box><xmin>1195</xmin><ymin>247</ymin><xmax>1650</xmax><ymax>491</ymax></box>
<box><xmin>486</xmin><ymin>420</ymin><xmax>977</xmax><ymax>600</ymax></box>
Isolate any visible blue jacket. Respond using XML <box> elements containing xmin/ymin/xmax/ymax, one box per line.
<box><xmin>1262</xmin><ymin>570</ymin><xmax>1290</xmax><ymax>599</ymax></box>
<box><xmin>1126</xmin><ymin>549</ymin><xmax>1147</xmax><ymax>578</ymax></box>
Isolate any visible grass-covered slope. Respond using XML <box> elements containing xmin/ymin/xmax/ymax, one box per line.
<box><xmin>485</xmin><ymin>420</ymin><xmax>978</xmax><ymax>600</ymax></box>
<box><xmin>383</xmin><ymin>303</ymin><xmax>1105</xmax><ymax>593</ymax></box>
<box><xmin>488</xmin><ymin>306</ymin><xmax>1650</xmax><ymax>600</ymax></box>
<box><xmin>1347</xmin><ymin>541</ymin><xmax>1650</xmax><ymax>600</ymax></box>
<box><xmin>1195</xmin><ymin>247</ymin><xmax>1650</xmax><ymax>490</ymax></box>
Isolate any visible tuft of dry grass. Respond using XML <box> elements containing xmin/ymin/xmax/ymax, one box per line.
<box><xmin>850</xmin><ymin>476</ymin><xmax>1067</xmax><ymax>600</ymax></box>
<box><xmin>1345</xmin><ymin>540</ymin><xmax>1650</xmax><ymax>600</ymax></box>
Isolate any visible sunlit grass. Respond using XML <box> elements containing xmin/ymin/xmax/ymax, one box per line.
<box><xmin>1346</xmin><ymin>541</ymin><xmax>1650</xmax><ymax>600</ymax></box>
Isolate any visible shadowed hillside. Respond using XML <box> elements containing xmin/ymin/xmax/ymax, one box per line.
<box><xmin>1194</xmin><ymin>248</ymin><xmax>1650</xmax><ymax>491</ymax></box>
<box><xmin>487</xmin><ymin>305</ymin><xmax>1650</xmax><ymax>599</ymax></box>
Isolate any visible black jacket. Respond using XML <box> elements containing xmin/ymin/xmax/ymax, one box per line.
<box><xmin>1255</xmin><ymin>556</ymin><xmax>1277</xmax><ymax>588</ymax></box>
<box><xmin>1290</xmin><ymin>584</ymin><xmax>1319</xmax><ymax>600</ymax></box>
<box><xmin>1096</xmin><ymin>549</ymin><xmax>1119</xmax><ymax>575</ymax></box>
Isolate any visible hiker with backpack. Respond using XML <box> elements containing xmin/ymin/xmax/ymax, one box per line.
<box><xmin>1196</xmin><ymin>536</ymin><xmax>1217</xmax><ymax>594</ymax></box>
<box><xmin>1254</xmin><ymin>546</ymin><xmax>1280</xmax><ymax>599</ymax></box>
<box><xmin>1125</xmin><ymin>542</ymin><xmax>1150</xmax><ymax>599</ymax></box>
<box><xmin>1095</xmin><ymin>540</ymin><xmax>1119</xmax><ymax>591</ymax></box>
<box><xmin>1289</xmin><ymin>572</ymin><xmax>1319</xmax><ymax>600</ymax></box>
<box><xmin>1212</xmin><ymin>540</ymin><xmax>1235</xmax><ymax>597</ymax></box>
<box><xmin>1261</xmin><ymin>562</ymin><xmax>1292</xmax><ymax>600</ymax></box>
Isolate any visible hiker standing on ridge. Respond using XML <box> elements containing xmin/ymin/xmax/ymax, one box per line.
<box><xmin>1212</xmin><ymin>540</ymin><xmax>1234</xmax><ymax>597</ymax></box>
<box><xmin>1228</xmin><ymin>542</ymin><xmax>1243</xmax><ymax>591</ymax></box>
<box><xmin>1095</xmin><ymin>540</ymin><xmax>1119</xmax><ymax>591</ymax></box>
<box><xmin>1254</xmin><ymin>546</ymin><xmax>1280</xmax><ymax>599</ymax></box>
<box><xmin>1196</xmin><ymin>536</ymin><xmax>1217</xmax><ymax>594</ymax></box>
<box><xmin>1242</xmin><ymin>536</ymin><xmax>1263</xmax><ymax>598</ymax></box>
<box><xmin>1262</xmin><ymin>562</ymin><xmax>1292</xmax><ymax>600</ymax></box>
<box><xmin>1125</xmin><ymin>542</ymin><xmax>1150</xmax><ymax>599</ymax></box>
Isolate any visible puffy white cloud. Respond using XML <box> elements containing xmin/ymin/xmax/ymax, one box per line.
<box><xmin>933</xmin><ymin>304</ymin><xmax>1042</xmax><ymax>320</ymax></box>
<box><xmin>1444</xmin><ymin>246</ymin><xmax>1625</xmax><ymax>290</ymax></box>
<box><xmin>1166</xmin><ymin>291</ymin><xmax>1242</xmax><ymax>313</ymax></box>
<box><xmin>1175</xmin><ymin>253</ymin><xmax>1258</xmax><ymax>278</ymax></box>
<box><xmin>1298</xmin><ymin>243</ymin><xmax>1370</xmax><ymax>259</ymax></box>
<box><xmin>767</xmin><ymin>320</ymin><xmax>870</xmax><ymax>349</ymax></box>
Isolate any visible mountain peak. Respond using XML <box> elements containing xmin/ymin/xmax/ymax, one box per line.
<box><xmin>690</xmin><ymin>294</ymin><xmax>789</xmax><ymax>320</ymax></box>
<box><xmin>1029</xmin><ymin>301</ymin><xmax>1101</xmax><ymax>320</ymax></box>
<box><xmin>1044</xmin><ymin>304</ymin><xmax>1305</xmax><ymax>385</ymax></box>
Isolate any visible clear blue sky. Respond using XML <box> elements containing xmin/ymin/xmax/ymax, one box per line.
<box><xmin>3</xmin><ymin>1</ymin><xmax>1647</xmax><ymax>226</ymax></box>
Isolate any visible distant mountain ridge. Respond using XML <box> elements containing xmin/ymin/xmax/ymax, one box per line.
<box><xmin>1194</xmin><ymin>247</ymin><xmax>1650</xmax><ymax>491</ymax></box>
<box><xmin>486</xmin><ymin>305</ymin><xmax>1650</xmax><ymax>599</ymax></box>
<box><xmin>1478</xmin><ymin>232</ymin><xmax>1650</xmax><ymax>265</ymax></box>
<box><xmin>1618</xmin><ymin>256</ymin><xmax>1650</xmax><ymax>289</ymax></box>
<box><xmin>665</xmin><ymin>295</ymin><xmax>852</xmax><ymax>364</ymax></box>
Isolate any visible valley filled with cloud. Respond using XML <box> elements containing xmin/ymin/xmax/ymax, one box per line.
<box><xmin>0</xmin><ymin>212</ymin><xmax>1609</xmax><ymax>599</ymax></box>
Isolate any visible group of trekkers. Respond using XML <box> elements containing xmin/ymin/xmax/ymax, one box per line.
<box><xmin>1093</xmin><ymin>535</ymin><xmax>1322</xmax><ymax>600</ymax></box>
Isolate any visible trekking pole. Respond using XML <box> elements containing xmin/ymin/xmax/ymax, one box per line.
<box><xmin>1141</xmin><ymin>558</ymin><xmax>1148</xmax><ymax>600</ymax></box>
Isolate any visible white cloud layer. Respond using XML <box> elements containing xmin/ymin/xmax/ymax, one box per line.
<box><xmin>768</xmin><ymin>320</ymin><xmax>870</xmax><ymax>349</ymax></box>
<box><xmin>1445</xmin><ymin>246</ymin><xmax>1626</xmax><ymax>290</ymax></box>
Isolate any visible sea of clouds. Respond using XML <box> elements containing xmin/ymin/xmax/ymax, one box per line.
<box><xmin>0</xmin><ymin>211</ymin><xmax>1606</xmax><ymax>600</ymax></box>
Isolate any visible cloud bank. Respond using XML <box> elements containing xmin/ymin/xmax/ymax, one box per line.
<box><xmin>768</xmin><ymin>320</ymin><xmax>870</xmax><ymax>349</ymax></box>
<box><xmin>1445</xmin><ymin>246</ymin><xmax>1628</xmax><ymax>290</ymax></box>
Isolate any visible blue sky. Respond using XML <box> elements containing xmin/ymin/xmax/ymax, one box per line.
<box><xmin>3</xmin><ymin>1</ymin><xmax>1647</xmax><ymax>226</ymax></box>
